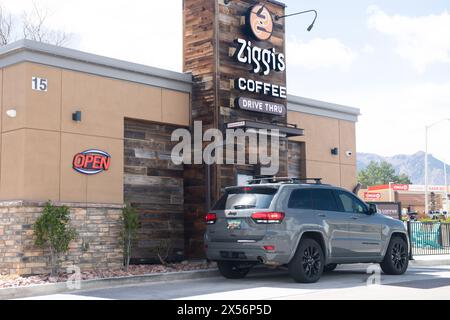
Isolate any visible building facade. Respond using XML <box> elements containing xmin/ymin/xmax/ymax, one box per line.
<box><xmin>361</xmin><ymin>184</ymin><xmax>450</xmax><ymax>214</ymax></box>
<box><xmin>0</xmin><ymin>0</ymin><xmax>360</xmax><ymax>275</ymax></box>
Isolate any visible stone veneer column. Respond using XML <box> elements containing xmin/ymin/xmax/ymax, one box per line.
<box><xmin>0</xmin><ymin>201</ymin><xmax>123</xmax><ymax>275</ymax></box>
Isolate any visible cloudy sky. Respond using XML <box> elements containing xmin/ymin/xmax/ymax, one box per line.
<box><xmin>2</xmin><ymin>0</ymin><xmax>449</xmax><ymax>162</ymax></box>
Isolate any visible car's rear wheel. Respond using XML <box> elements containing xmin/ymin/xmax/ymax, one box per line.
<box><xmin>380</xmin><ymin>236</ymin><xmax>409</xmax><ymax>275</ymax></box>
<box><xmin>217</xmin><ymin>261</ymin><xmax>252</xmax><ymax>279</ymax></box>
<box><xmin>324</xmin><ymin>263</ymin><xmax>338</xmax><ymax>273</ymax></box>
<box><xmin>288</xmin><ymin>238</ymin><xmax>324</xmax><ymax>283</ymax></box>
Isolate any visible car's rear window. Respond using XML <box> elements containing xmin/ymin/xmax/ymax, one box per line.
<box><xmin>213</xmin><ymin>187</ymin><xmax>278</xmax><ymax>210</ymax></box>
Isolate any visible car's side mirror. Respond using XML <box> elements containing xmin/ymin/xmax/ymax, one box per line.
<box><xmin>368</xmin><ymin>204</ymin><xmax>377</xmax><ymax>215</ymax></box>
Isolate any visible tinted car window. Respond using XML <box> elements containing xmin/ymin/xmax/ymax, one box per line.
<box><xmin>311</xmin><ymin>189</ymin><xmax>339</xmax><ymax>211</ymax></box>
<box><xmin>335</xmin><ymin>190</ymin><xmax>367</xmax><ymax>214</ymax></box>
<box><xmin>288</xmin><ymin>189</ymin><xmax>313</xmax><ymax>209</ymax></box>
<box><xmin>213</xmin><ymin>187</ymin><xmax>278</xmax><ymax>210</ymax></box>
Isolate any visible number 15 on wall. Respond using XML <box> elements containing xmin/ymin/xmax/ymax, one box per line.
<box><xmin>32</xmin><ymin>77</ymin><xmax>48</xmax><ymax>92</ymax></box>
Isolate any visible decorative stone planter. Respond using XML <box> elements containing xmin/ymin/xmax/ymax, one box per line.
<box><xmin>0</xmin><ymin>201</ymin><xmax>124</xmax><ymax>275</ymax></box>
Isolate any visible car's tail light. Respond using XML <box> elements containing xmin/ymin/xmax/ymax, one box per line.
<box><xmin>251</xmin><ymin>212</ymin><xmax>285</xmax><ymax>224</ymax></box>
<box><xmin>264</xmin><ymin>245</ymin><xmax>276</xmax><ymax>251</ymax></box>
<box><xmin>205</xmin><ymin>213</ymin><xmax>217</xmax><ymax>225</ymax></box>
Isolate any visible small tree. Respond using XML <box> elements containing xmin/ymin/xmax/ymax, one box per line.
<box><xmin>149</xmin><ymin>239</ymin><xmax>173</xmax><ymax>266</ymax></box>
<box><xmin>121</xmin><ymin>204</ymin><xmax>140</xmax><ymax>271</ymax></box>
<box><xmin>358</xmin><ymin>161</ymin><xmax>412</xmax><ymax>186</ymax></box>
<box><xmin>33</xmin><ymin>202</ymin><xmax>78</xmax><ymax>276</ymax></box>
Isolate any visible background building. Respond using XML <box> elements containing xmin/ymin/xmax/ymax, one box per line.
<box><xmin>360</xmin><ymin>184</ymin><xmax>450</xmax><ymax>214</ymax></box>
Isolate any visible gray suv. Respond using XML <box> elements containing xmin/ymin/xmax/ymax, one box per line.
<box><xmin>204</xmin><ymin>178</ymin><xmax>410</xmax><ymax>283</ymax></box>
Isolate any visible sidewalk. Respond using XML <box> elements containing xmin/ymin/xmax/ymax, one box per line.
<box><xmin>0</xmin><ymin>268</ymin><xmax>220</xmax><ymax>300</ymax></box>
<box><xmin>410</xmin><ymin>255</ymin><xmax>450</xmax><ymax>266</ymax></box>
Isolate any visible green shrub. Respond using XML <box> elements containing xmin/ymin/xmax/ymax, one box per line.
<box><xmin>149</xmin><ymin>239</ymin><xmax>173</xmax><ymax>266</ymax></box>
<box><xmin>418</xmin><ymin>217</ymin><xmax>450</xmax><ymax>223</ymax></box>
<box><xmin>121</xmin><ymin>204</ymin><xmax>140</xmax><ymax>271</ymax></box>
<box><xmin>33</xmin><ymin>202</ymin><xmax>78</xmax><ymax>276</ymax></box>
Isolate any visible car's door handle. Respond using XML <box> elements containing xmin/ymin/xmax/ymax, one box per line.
<box><xmin>351</xmin><ymin>216</ymin><xmax>358</xmax><ymax>220</ymax></box>
<box><xmin>318</xmin><ymin>214</ymin><xmax>327</xmax><ymax>218</ymax></box>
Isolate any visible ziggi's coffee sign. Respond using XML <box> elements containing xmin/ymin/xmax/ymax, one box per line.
<box><xmin>230</xmin><ymin>4</ymin><xmax>287</xmax><ymax>116</ymax></box>
<box><xmin>73</xmin><ymin>149</ymin><xmax>111</xmax><ymax>175</ymax></box>
<box><xmin>232</xmin><ymin>39</ymin><xmax>287</xmax><ymax>101</ymax></box>
<box><xmin>236</xmin><ymin>97</ymin><xmax>286</xmax><ymax>116</ymax></box>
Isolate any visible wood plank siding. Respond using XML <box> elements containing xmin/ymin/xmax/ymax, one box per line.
<box><xmin>124</xmin><ymin>119</ymin><xmax>185</xmax><ymax>263</ymax></box>
<box><xmin>183</xmin><ymin>0</ymin><xmax>288</xmax><ymax>257</ymax></box>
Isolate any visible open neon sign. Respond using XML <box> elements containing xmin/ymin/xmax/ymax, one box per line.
<box><xmin>73</xmin><ymin>149</ymin><xmax>111</xmax><ymax>175</ymax></box>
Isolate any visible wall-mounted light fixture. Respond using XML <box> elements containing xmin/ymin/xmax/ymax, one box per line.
<box><xmin>275</xmin><ymin>9</ymin><xmax>318</xmax><ymax>32</ymax></box>
<box><xmin>72</xmin><ymin>111</ymin><xmax>82</xmax><ymax>122</ymax></box>
<box><xmin>6</xmin><ymin>109</ymin><xmax>17</xmax><ymax>118</ymax></box>
<box><xmin>331</xmin><ymin>148</ymin><xmax>339</xmax><ymax>156</ymax></box>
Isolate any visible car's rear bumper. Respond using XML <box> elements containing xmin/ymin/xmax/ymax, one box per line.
<box><xmin>205</xmin><ymin>240</ymin><xmax>291</xmax><ymax>265</ymax></box>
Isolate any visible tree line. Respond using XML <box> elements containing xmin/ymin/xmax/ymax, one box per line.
<box><xmin>358</xmin><ymin>160</ymin><xmax>412</xmax><ymax>187</ymax></box>
<box><xmin>0</xmin><ymin>2</ymin><xmax>71</xmax><ymax>46</ymax></box>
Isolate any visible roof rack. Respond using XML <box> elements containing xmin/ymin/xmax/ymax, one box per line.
<box><xmin>247</xmin><ymin>176</ymin><xmax>323</xmax><ymax>185</ymax></box>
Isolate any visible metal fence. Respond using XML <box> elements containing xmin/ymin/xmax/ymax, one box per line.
<box><xmin>408</xmin><ymin>221</ymin><xmax>450</xmax><ymax>256</ymax></box>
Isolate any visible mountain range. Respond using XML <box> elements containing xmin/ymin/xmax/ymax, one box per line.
<box><xmin>357</xmin><ymin>151</ymin><xmax>450</xmax><ymax>185</ymax></box>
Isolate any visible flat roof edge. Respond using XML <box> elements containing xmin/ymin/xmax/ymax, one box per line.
<box><xmin>287</xmin><ymin>94</ymin><xmax>361</xmax><ymax>122</ymax></box>
<box><xmin>0</xmin><ymin>39</ymin><xmax>193</xmax><ymax>92</ymax></box>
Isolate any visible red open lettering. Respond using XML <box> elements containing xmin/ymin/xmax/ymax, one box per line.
<box><xmin>92</xmin><ymin>155</ymin><xmax>103</xmax><ymax>170</ymax></box>
<box><xmin>100</xmin><ymin>156</ymin><xmax>111</xmax><ymax>170</ymax></box>
<box><xmin>84</xmin><ymin>155</ymin><xmax>95</xmax><ymax>167</ymax></box>
<box><xmin>73</xmin><ymin>154</ymin><xmax>85</xmax><ymax>168</ymax></box>
<box><xmin>73</xmin><ymin>150</ymin><xmax>111</xmax><ymax>175</ymax></box>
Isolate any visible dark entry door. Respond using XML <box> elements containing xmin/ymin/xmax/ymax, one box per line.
<box><xmin>288</xmin><ymin>141</ymin><xmax>306</xmax><ymax>178</ymax></box>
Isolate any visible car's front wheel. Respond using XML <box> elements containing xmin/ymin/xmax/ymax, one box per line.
<box><xmin>217</xmin><ymin>261</ymin><xmax>252</xmax><ymax>279</ymax></box>
<box><xmin>288</xmin><ymin>238</ymin><xmax>324</xmax><ymax>283</ymax></box>
<box><xmin>380</xmin><ymin>236</ymin><xmax>409</xmax><ymax>275</ymax></box>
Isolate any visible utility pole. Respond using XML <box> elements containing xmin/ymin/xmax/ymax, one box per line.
<box><xmin>445</xmin><ymin>159</ymin><xmax>449</xmax><ymax>213</ymax></box>
<box><xmin>425</xmin><ymin>127</ymin><xmax>429</xmax><ymax>215</ymax></box>
<box><xmin>389</xmin><ymin>181</ymin><xmax>393</xmax><ymax>202</ymax></box>
<box><xmin>424</xmin><ymin>119</ymin><xmax>450</xmax><ymax>215</ymax></box>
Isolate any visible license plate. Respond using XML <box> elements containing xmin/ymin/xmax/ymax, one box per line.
<box><xmin>227</xmin><ymin>219</ymin><xmax>242</xmax><ymax>230</ymax></box>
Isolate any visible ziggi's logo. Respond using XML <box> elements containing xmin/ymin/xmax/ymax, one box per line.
<box><xmin>73</xmin><ymin>149</ymin><xmax>111</xmax><ymax>175</ymax></box>
<box><xmin>247</xmin><ymin>4</ymin><xmax>274</xmax><ymax>41</ymax></box>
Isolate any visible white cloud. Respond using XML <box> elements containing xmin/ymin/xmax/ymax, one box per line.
<box><xmin>325</xmin><ymin>81</ymin><xmax>450</xmax><ymax>161</ymax></box>
<box><xmin>286</xmin><ymin>37</ymin><xmax>357</xmax><ymax>70</ymax></box>
<box><xmin>367</xmin><ymin>5</ymin><xmax>450</xmax><ymax>73</ymax></box>
<box><xmin>362</xmin><ymin>44</ymin><xmax>375</xmax><ymax>54</ymax></box>
<box><xmin>0</xmin><ymin>0</ymin><xmax>183</xmax><ymax>71</ymax></box>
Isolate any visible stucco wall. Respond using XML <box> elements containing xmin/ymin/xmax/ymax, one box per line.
<box><xmin>0</xmin><ymin>62</ymin><xmax>357</xmax><ymax>203</ymax></box>
<box><xmin>0</xmin><ymin>62</ymin><xmax>191</xmax><ymax>204</ymax></box>
<box><xmin>288</xmin><ymin>111</ymin><xmax>357</xmax><ymax>191</ymax></box>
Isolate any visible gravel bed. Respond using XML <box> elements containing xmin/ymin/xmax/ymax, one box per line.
<box><xmin>0</xmin><ymin>262</ymin><xmax>217</xmax><ymax>289</ymax></box>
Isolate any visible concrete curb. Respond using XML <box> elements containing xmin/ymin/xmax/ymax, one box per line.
<box><xmin>0</xmin><ymin>268</ymin><xmax>220</xmax><ymax>300</ymax></box>
<box><xmin>410</xmin><ymin>259</ymin><xmax>450</xmax><ymax>267</ymax></box>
